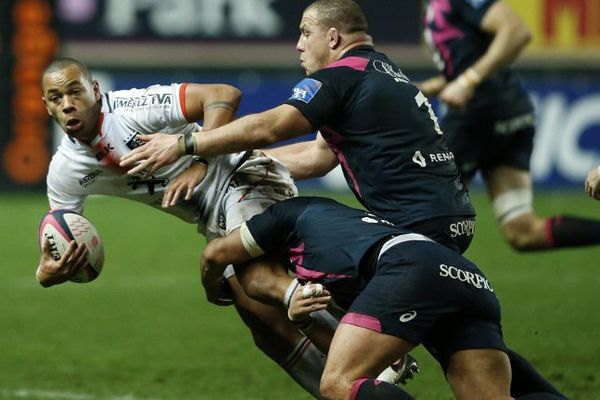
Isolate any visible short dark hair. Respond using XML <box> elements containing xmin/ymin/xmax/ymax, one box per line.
<box><xmin>42</xmin><ymin>57</ymin><xmax>93</xmax><ymax>84</ymax></box>
<box><xmin>306</xmin><ymin>0</ymin><xmax>368</xmax><ymax>34</ymax></box>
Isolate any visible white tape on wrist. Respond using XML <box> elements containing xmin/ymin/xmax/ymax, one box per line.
<box><xmin>283</xmin><ymin>278</ymin><xmax>301</xmax><ymax>309</ymax></box>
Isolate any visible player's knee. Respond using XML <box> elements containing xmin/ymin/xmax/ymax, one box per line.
<box><xmin>319</xmin><ymin>373</ymin><xmax>349</xmax><ymax>400</ymax></box>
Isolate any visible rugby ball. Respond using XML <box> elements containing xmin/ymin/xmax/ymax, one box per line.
<box><xmin>38</xmin><ymin>210</ymin><xmax>104</xmax><ymax>283</ymax></box>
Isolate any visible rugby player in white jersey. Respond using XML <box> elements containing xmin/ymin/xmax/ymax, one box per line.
<box><xmin>35</xmin><ymin>57</ymin><xmax>330</xmax><ymax>397</ymax></box>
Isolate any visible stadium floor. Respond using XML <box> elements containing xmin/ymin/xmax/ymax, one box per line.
<box><xmin>1</xmin><ymin>189</ymin><xmax>598</xmax><ymax>399</ymax></box>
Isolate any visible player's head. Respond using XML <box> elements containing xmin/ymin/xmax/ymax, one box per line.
<box><xmin>41</xmin><ymin>57</ymin><xmax>101</xmax><ymax>143</ymax></box>
<box><xmin>298</xmin><ymin>0</ymin><xmax>370</xmax><ymax>75</ymax></box>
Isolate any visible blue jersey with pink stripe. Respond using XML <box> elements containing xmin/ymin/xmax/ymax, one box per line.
<box><xmin>423</xmin><ymin>0</ymin><xmax>533</xmax><ymax>114</ymax></box>
<box><xmin>245</xmin><ymin>196</ymin><xmax>411</xmax><ymax>307</ymax></box>
<box><xmin>285</xmin><ymin>46</ymin><xmax>474</xmax><ymax>227</ymax></box>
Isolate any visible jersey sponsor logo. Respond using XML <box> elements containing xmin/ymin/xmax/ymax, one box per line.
<box><xmin>110</xmin><ymin>94</ymin><xmax>173</xmax><ymax>110</ymax></box>
<box><xmin>428</xmin><ymin>151</ymin><xmax>454</xmax><ymax>163</ymax></box>
<box><xmin>449</xmin><ymin>220</ymin><xmax>475</xmax><ymax>238</ymax></box>
<box><xmin>439</xmin><ymin>263</ymin><xmax>494</xmax><ymax>292</ymax></box>
<box><xmin>399</xmin><ymin>311</ymin><xmax>417</xmax><ymax>322</ymax></box>
<box><xmin>79</xmin><ymin>169</ymin><xmax>103</xmax><ymax>187</ymax></box>
<box><xmin>127</xmin><ymin>175</ymin><xmax>169</xmax><ymax>195</ymax></box>
<box><xmin>95</xmin><ymin>143</ymin><xmax>115</xmax><ymax>161</ymax></box>
<box><xmin>412</xmin><ymin>150</ymin><xmax>427</xmax><ymax>167</ymax></box>
<box><xmin>373</xmin><ymin>60</ymin><xmax>410</xmax><ymax>83</ymax></box>
<box><xmin>125</xmin><ymin>134</ymin><xmax>146</xmax><ymax>150</ymax></box>
<box><xmin>289</xmin><ymin>78</ymin><xmax>322</xmax><ymax>103</ymax></box>
<box><xmin>362</xmin><ymin>214</ymin><xmax>393</xmax><ymax>226</ymax></box>
<box><xmin>494</xmin><ymin>113</ymin><xmax>535</xmax><ymax>135</ymax></box>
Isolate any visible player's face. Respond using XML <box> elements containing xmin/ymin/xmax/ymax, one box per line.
<box><xmin>297</xmin><ymin>9</ymin><xmax>333</xmax><ymax>75</ymax></box>
<box><xmin>42</xmin><ymin>65</ymin><xmax>101</xmax><ymax>142</ymax></box>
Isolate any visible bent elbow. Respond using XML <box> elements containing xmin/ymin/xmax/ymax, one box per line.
<box><xmin>218</xmin><ymin>85</ymin><xmax>242</xmax><ymax>107</ymax></box>
<box><xmin>520</xmin><ymin>27</ymin><xmax>532</xmax><ymax>47</ymax></box>
<box><xmin>509</xmin><ymin>21</ymin><xmax>532</xmax><ymax>48</ymax></box>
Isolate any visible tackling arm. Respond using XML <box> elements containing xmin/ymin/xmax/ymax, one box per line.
<box><xmin>202</xmin><ymin>227</ymin><xmax>335</xmax><ymax>353</ymax></box>
<box><xmin>263</xmin><ymin>132</ymin><xmax>339</xmax><ymax>180</ymax></box>
<box><xmin>119</xmin><ymin>105</ymin><xmax>314</xmax><ymax>176</ymax></box>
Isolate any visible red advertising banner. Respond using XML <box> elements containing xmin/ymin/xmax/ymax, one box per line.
<box><xmin>0</xmin><ymin>0</ymin><xmax>59</xmax><ymax>190</ymax></box>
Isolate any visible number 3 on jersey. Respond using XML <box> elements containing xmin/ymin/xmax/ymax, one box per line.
<box><xmin>415</xmin><ymin>91</ymin><xmax>443</xmax><ymax>135</ymax></box>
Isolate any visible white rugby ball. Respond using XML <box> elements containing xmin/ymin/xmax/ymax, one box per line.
<box><xmin>38</xmin><ymin>210</ymin><xmax>104</xmax><ymax>283</ymax></box>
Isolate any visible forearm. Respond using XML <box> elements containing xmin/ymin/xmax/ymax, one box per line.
<box><xmin>202</xmin><ymin>257</ymin><xmax>228</xmax><ymax>289</ymax></box>
<box><xmin>264</xmin><ymin>140</ymin><xmax>337</xmax><ymax>181</ymax></box>
<box><xmin>264</xmin><ymin>142</ymin><xmax>328</xmax><ymax>180</ymax></box>
<box><xmin>193</xmin><ymin>114</ymin><xmax>279</xmax><ymax>157</ymax></box>
<box><xmin>469</xmin><ymin>2</ymin><xmax>532</xmax><ymax>81</ymax></box>
<box><xmin>470</xmin><ymin>25</ymin><xmax>530</xmax><ymax>80</ymax></box>
<box><xmin>416</xmin><ymin>74</ymin><xmax>447</xmax><ymax>98</ymax></box>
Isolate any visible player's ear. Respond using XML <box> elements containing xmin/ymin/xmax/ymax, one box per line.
<box><xmin>92</xmin><ymin>80</ymin><xmax>101</xmax><ymax>101</ymax></box>
<box><xmin>41</xmin><ymin>96</ymin><xmax>52</xmax><ymax>116</ymax></box>
<box><xmin>328</xmin><ymin>27</ymin><xmax>340</xmax><ymax>49</ymax></box>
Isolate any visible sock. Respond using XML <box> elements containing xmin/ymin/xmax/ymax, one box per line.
<box><xmin>351</xmin><ymin>378</ymin><xmax>415</xmax><ymax>400</ymax></box>
<box><xmin>507</xmin><ymin>349</ymin><xmax>565</xmax><ymax>398</ymax></box>
<box><xmin>546</xmin><ymin>215</ymin><xmax>600</xmax><ymax>248</ymax></box>
<box><xmin>281</xmin><ymin>337</ymin><xmax>327</xmax><ymax>399</ymax></box>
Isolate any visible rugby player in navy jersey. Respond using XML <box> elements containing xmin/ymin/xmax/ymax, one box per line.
<box><xmin>419</xmin><ymin>0</ymin><xmax>600</xmax><ymax>251</ymax></box>
<box><xmin>120</xmin><ymin>0</ymin><xmax>476</xmax><ymax>256</ymax></box>
<box><xmin>200</xmin><ymin>196</ymin><xmax>564</xmax><ymax>400</ymax></box>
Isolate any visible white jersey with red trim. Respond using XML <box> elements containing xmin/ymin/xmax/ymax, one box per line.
<box><xmin>46</xmin><ymin>83</ymin><xmax>249</xmax><ymax>235</ymax></box>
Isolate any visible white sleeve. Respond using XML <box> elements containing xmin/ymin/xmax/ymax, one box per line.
<box><xmin>105</xmin><ymin>83</ymin><xmax>191</xmax><ymax>134</ymax></box>
<box><xmin>239</xmin><ymin>222</ymin><xmax>266</xmax><ymax>258</ymax></box>
<box><xmin>46</xmin><ymin>164</ymin><xmax>86</xmax><ymax>213</ymax></box>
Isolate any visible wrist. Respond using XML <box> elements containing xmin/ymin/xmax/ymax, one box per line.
<box><xmin>178</xmin><ymin>132</ymin><xmax>198</xmax><ymax>156</ymax></box>
<box><xmin>457</xmin><ymin>67</ymin><xmax>482</xmax><ymax>89</ymax></box>
<box><xmin>283</xmin><ymin>278</ymin><xmax>301</xmax><ymax>308</ymax></box>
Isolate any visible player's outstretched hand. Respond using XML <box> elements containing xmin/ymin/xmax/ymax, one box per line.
<box><xmin>162</xmin><ymin>161</ymin><xmax>208</xmax><ymax>208</ymax></box>
<box><xmin>585</xmin><ymin>166</ymin><xmax>600</xmax><ymax>200</ymax></box>
<box><xmin>415</xmin><ymin>75</ymin><xmax>447</xmax><ymax>98</ymax></box>
<box><xmin>439</xmin><ymin>78</ymin><xmax>474</xmax><ymax>110</ymax></box>
<box><xmin>119</xmin><ymin>133</ymin><xmax>182</xmax><ymax>176</ymax></box>
<box><xmin>37</xmin><ymin>239</ymin><xmax>88</xmax><ymax>287</ymax></box>
<box><xmin>288</xmin><ymin>282</ymin><xmax>331</xmax><ymax>322</ymax></box>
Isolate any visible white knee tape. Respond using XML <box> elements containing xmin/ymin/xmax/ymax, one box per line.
<box><xmin>492</xmin><ymin>189</ymin><xmax>533</xmax><ymax>224</ymax></box>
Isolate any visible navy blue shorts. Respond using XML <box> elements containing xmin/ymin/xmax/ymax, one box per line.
<box><xmin>342</xmin><ymin>239</ymin><xmax>506</xmax><ymax>370</ymax></box>
<box><xmin>442</xmin><ymin>110</ymin><xmax>535</xmax><ymax>181</ymax></box>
